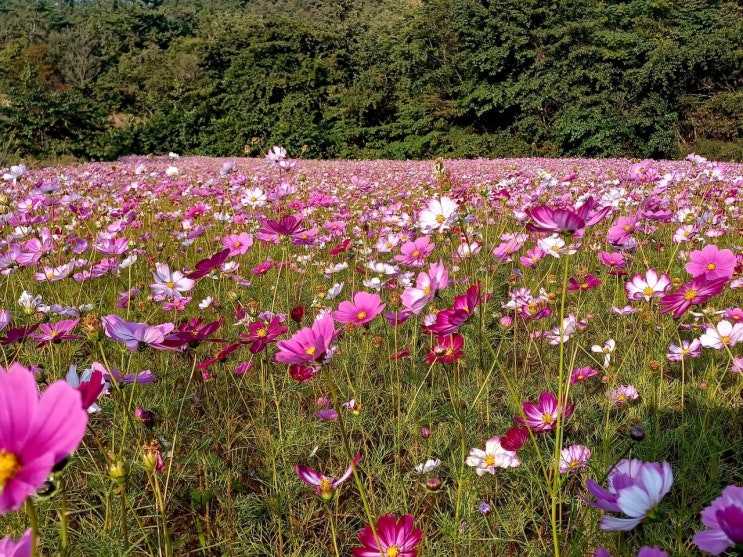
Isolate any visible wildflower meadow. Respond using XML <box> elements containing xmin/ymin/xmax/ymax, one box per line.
<box><xmin>0</xmin><ymin>152</ymin><xmax>742</xmax><ymax>556</ymax></box>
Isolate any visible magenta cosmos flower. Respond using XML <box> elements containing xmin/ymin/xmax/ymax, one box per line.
<box><xmin>685</xmin><ymin>244</ymin><xmax>737</xmax><ymax>281</ymax></box>
<box><xmin>526</xmin><ymin>197</ymin><xmax>610</xmax><ymax>236</ymax></box>
<box><xmin>354</xmin><ymin>514</ymin><xmax>423</xmax><ymax>557</ymax></box>
<box><xmin>240</xmin><ymin>316</ymin><xmax>288</xmax><ymax>354</ymax></box>
<box><xmin>515</xmin><ymin>391</ymin><xmax>575</xmax><ymax>433</ymax></box>
<box><xmin>0</xmin><ymin>529</ymin><xmax>32</xmax><ymax>556</ymax></box>
<box><xmin>0</xmin><ymin>364</ymin><xmax>88</xmax><ymax>513</ymax></box>
<box><xmin>693</xmin><ymin>484</ymin><xmax>743</xmax><ymax>555</ymax></box>
<box><xmin>295</xmin><ymin>453</ymin><xmax>360</xmax><ymax>501</ymax></box>
<box><xmin>585</xmin><ymin>459</ymin><xmax>673</xmax><ymax>531</ymax></box>
<box><xmin>659</xmin><ymin>276</ymin><xmax>728</xmax><ymax>319</ymax></box>
<box><xmin>333</xmin><ymin>292</ymin><xmax>386</xmax><ymax>326</ymax></box>
<box><xmin>274</xmin><ymin>316</ymin><xmax>338</xmax><ymax>365</ymax></box>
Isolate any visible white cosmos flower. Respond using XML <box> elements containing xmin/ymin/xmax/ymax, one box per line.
<box><xmin>466</xmin><ymin>436</ymin><xmax>520</xmax><ymax>476</ymax></box>
<box><xmin>700</xmin><ymin>320</ymin><xmax>743</xmax><ymax>349</ymax></box>
<box><xmin>418</xmin><ymin>196</ymin><xmax>459</xmax><ymax>234</ymax></box>
<box><xmin>414</xmin><ymin>459</ymin><xmax>441</xmax><ymax>474</ymax></box>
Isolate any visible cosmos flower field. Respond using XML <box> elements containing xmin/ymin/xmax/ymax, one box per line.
<box><xmin>0</xmin><ymin>152</ymin><xmax>742</xmax><ymax>556</ymax></box>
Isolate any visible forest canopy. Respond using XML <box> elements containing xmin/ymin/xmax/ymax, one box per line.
<box><xmin>1</xmin><ymin>0</ymin><xmax>742</xmax><ymax>164</ymax></box>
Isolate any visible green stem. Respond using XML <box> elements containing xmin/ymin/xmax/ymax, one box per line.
<box><xmin>327</xmin><ymin>502</ymin><xmax>341</xmax><ymax>557</ymax></box>
<box><xmin>150</xmin><ymin>471</ymin><xmax>172</xmax><ymax>557</ymax></box>
<box><xmin>119</xmin><ymin>481</ymin><xmax>129</xmax><ymax>546</ymax></box>
<box><xmin>25</xmin><ymin>499</ymin><xmax>40</xmax><ymax>557</ymax></box>
<box><xmin>56</xmin><ymin>477</ymin><xmax>69</xmax><ymax>557</ymax></box>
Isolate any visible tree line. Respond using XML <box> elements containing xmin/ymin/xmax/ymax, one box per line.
<box><xmin>1</xmin><ymin>0</ymin><xmax>742</xmax><ymax>164</ymax></box>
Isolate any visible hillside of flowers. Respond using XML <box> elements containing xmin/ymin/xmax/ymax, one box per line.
<box><xmin>0</xmin><ymin>152</ymin><xmax>742</xmax><ymax>556</ymax></box>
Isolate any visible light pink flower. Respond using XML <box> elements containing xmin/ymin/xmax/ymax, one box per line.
<box><xmin>332</xmin><ymin>292</ymin><xmax>386</xmax><ymax>325</ymax></box>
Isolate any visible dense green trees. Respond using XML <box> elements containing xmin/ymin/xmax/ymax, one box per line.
<box><xmin>1</xmin><ymin>0</ymin><xmax>742</xmax><ymax>164</ymax></box>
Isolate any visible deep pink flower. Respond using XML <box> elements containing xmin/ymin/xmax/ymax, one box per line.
<box><xmin>426</xmin><ymin>334</ymin><xmax>464</xmax><ymax>364</ymax></box>
<box><xmin>30</xmin><ymin>318</ymin><xmax>81</xmax><ymax>346</ymax></box>
<box><xmin>607</xmin><ymin>214</ymin><xmax>639</xmax><ymax>246</ymax></box>
<box><xmin>685</xmin><ymin>244</ymin><xmax>737</xmax><ymax>281</ymax></box>
<box><xmin>659</xmin><ymin>276</ymin><xmax>728</xmax><ymax>319</ymax></box>
<box><xmin>295</xmin><ymin>453</ymin><xmax>360</xmax><ymax>501</ymax></box>
<box><xmin>693</xmin><ymin>485</ymin><xmax>743</xmax><ymax>555</ymax></box>
<box><xmin>570</xmin><ymin>366</ymin><xmax>598</xmax><ymax>384</ymax></box>
<box><xmin>333</xmin><ymin>292</ymin><xmax>386</xmax><ymax>326</ymax></box>
<box><xmin>526</xmin><ymin>197</ymin><xmax>610</xmax><ymax>236</ymax></box>
<box><xmin>187</xmin><ymin>248</ymin><xmax>230</xmax><ymax>280</ymax></box>
<box><xmin>259</xmin><ymin>215</ymin><xmax>304</xmax><ymax>237</ymax></box>
<box><xmin>353</xmin><ymin>514</ymin><xmax>423</xmax><ymax>557</ymax></box>
<box><xmin>515</xmin><ymin>391</ymin><xmax>574</xmax><ymax>433</ymax></box>
<box><xmin>0</xmin><ymin>364</ymin><xmax>88</xmax><ymax>513</ymax></box>
<box><xmin>598</xmin><ymin>251</ymin><xmax>626</xmax><ymax>269</ymax></box>
<box><xmin>567</xmin><ymin>274</ymin><xmax>602</xmax><ymax>292</ymax></box>
<box><xmin>222</xmin><ymin>233</ymin><xmax>253</xmax><ymax>256</ymax></box>
<box><xmin>501</xmin><ymin>426</ymin><xmax>528</xmax><ymax>451</ymax></box>
<box><xmin>275</xmin><ymin>316</ymin><xmax>338</xmax><ymax>365</ymax></box>
<box><xmin>394</xmin><ymin>236</ymin><xmax>435</xmax><ymax>267</ymax></box>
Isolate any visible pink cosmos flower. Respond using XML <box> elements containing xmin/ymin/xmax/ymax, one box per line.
<box><xmin>526</xmin><ymin>197</ymin><xmax>610</xmax><ymax>236</ymax></box>
<box><xmin>585</xmin><ymin>459</ymin><xmax>673</xmax><ymax>531</ymax></box>
<box><xmin>394</xmin><ymin>236</ymin><xmax>435</xmax><ymax>267</ymax></box>
<box><xmin>598</xmin><ymin>251</ymin><xmax>627</xmax><ymax>269</ymax></box>
<box><xmin>693</xmin><ymin>485</ymin><xmax>743</xmax><ymax>555</ymax></box>
<box><xmin>666</xmin><ymin>339</ymin><xmax>702</xmax><ymax>362</ymax></box>
<box><xmin>685</xmin><ymin>244</ymin><xmax>737</xmax><ymax>281</ymax></box>
<box><xmin>625</xmin><ymin>269</ymin><xmax>671</xmax><ymax>302</ymax></box>
<box><xmin>570</xmin><ymin>366</ymin><xmax>598</xmax><ymax>384</ymax></box>
<box><xmin>0</xmin><ymin>363</ymin><xmax>88</xmax><ymax>513</ymax></box>
<box><xmin>520</xmin><ymin>247</ymin><xmax>546</xmax><ymax>267</ymax></box>
<box><xmin>30</xmin><ymin>318</ymin><xmax>81</xmax><ymax>346</ymax></box>
<box><xmin>426</xmin><ymin>334</ymin><xmax>464</xmax><ymax>364</ymax></box>
<box><xmin>559</xmin><ymin>445</ymin><xmax>591</xmax><ymax>474</ymax></box>
<box><xmin>607</xmin><ymin>214</ymin><xmax>639</xmax><ymax>246</ymax></box>
<box><xmin>150</xmin><ymin>263</ymin><xmax>195</xmax><ymax>299</ymax></box>
<box><xmin>222</xmin><ymin>232</ymin><xmax>253</xmax><ymax>256</ymax></box>
<box><xmin>659</xmin><ymin>276</ymin><xmax>728</xmax><ymax>319</ymax></box>
<box><xmin>608</xmin><ymin>385</ymin><xmax>639</xmax><ymax>405</ymax></box>
<box><xmin>332</xmin><ymin>292</ymin><xmax>386</xmax><ymax>326</ymax></box>
<box><xmin>0</xmin><ymin>529</ymin><xmax>32</xmax><ymax>556</ymax></box>
<box><xmin>515</xmin><ymin>392</ymin><xmax>575</xmax><ymax>433</ymax></box>
<box><xmin>240</xmin><ymin>316</ymin><xmax>288</xmax><ymax>354</ymax></box>
<box><xmin>466</xmin><ymin>436</ymin><xmax>521</xmax><ymax>475</ymax></box>
<box><xmin>295</xmin><ymin>453</ymin><xmax>361</xmax><ymax>501</ymax></box>
<box><xmin>101</xmin><ymin>315</ymin><xmax>175</xmax><ymax>351</ymax></box>
<box><xmin>353</xmin><ymin>514</ymin><xmax>423</xmax><ymax>557</ymax></box>
<box><xmin>275</xmin><ymin>316</ymin><xmax>338</xmax><ymax>365</ymax></box>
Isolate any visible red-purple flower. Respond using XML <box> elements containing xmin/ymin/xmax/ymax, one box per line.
<box><xmin>332</xmin><ymin>292</ymin><xmax>386</xmax><ymax>326</ymax></box>
<box><xmin>187</xmin><ymin>248</ymin><xmax>230</xmax><ymax>280</ymax></box>
<box><xmin>658</xmin><ymin>276</ymin><xmax>728</xmax><ymax>319</ymax></box>
<box><xmin>567</xmin><ymin>274</ymin><xmax>602</xmax><ymax>292</ymax></box>
<box><xmin>515</xmin><ymin>391</ymin><xmax>575</xmax><ymax>433</ymax></box>
<box><xmin>295</xmin><ymin>453</ymin><xmax>360</xmax><ymax>501</ymax></box>
<box><xmin>259</xmin><ymin>215</ymin><xmax>305</xmax><ymax>237</ymax></box>
<box><xmin>353</xmin><ymin>514</ymin><xmax>423</xmax><ymax>557</ymax></box>
<box><xmin>240</xmin><ymin>316</ymin><xmax>288</xmax><ymax>354</ymax></box>
<box><xmin>426</xmin><ymin>334</ymin><xmax>464</xmax><ymax>364</ymax></box>
<box><xmin>0</xmin><ymin>364</ymin><xmax>88</xmax><ymax>513</ymax></box>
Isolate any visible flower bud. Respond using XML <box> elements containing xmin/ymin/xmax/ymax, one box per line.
<box><xmin>630</xmin><ymin>426</ymin><xmax>645</xmax><ymax>442</ymax></box>
<box><xmin>421</xmin><ymin>427</ymin><xmax>431</xmax><ymax>439</ymax></box>
<box><xmin>425</xmin><ymin>477</ymin><xmax>443</xmax><ymax>491</ymax></box>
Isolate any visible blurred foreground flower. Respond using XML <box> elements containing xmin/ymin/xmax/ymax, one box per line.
<box><xmin>692</xmin><ymin>484</ymin><xmax>743</xmax><ymax>555</ymax></box>
<box><xmin>0</xmin><ymin>364</ymin><xmax>88</xmax><ymax>513</ymax></box>
<box><xmin>353</xmin><ymin>514</ymin><xmax>423</xmax><ymax>557</ymax></box>
<box><xmin>0</xmin><ymin>528</ymin><xmax>32</xmax><ymax>556</ymax></box>
<box><xmin>585</xmin><ymin>459</ymin><xmax>673</xmax><ymax>531</ymax></box>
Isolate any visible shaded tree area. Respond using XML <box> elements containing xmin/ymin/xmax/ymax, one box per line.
<box><xmin>1</xmin><ymin>0</ymin><xmax>742</xmax><ymax>164</ymax></box>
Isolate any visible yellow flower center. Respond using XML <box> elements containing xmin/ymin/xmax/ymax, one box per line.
<box><xmin>541</xmin><ymin>413</ymin><xmax>554</xmax><ymax>425</ymax></box>
<box><xmin>412</xmin><ymin>250</ymin><xmax>420</xmax><ymax>257</ymax></box>
<box><xmin>423</xmin><ymin>286</ymin><xmax>431</xmax><ymax>296</ymax></box>
<box><xmin>305</xmin><ymin>346</ymin><xmax>316</xmax><ymax>356</ymax></box>
<box><xmin>616</xmin><ymin>394</ymin><xmax>627</xmax><ymax>403</ymax></box>
<box><xmin>577</xmin><ymin>374</ymin><xmax>585</xmax><ymax>381</ymax></box>
<box><xmin>357</xmin><ymin>311</ymin><xmax>367</xmax><ymax>321</ymax></box>
<box><xmin>684</xmin><ymin>289</ymin><xmax>698</xmax><ymax>301</ymax></box>
<box><xmin>721</xmin><ymin>336</ymin><xmax>731</xmax><ymax>345</ymax></box>
<box><xmin>386</xmin><ymin>546</ymin><xmax>400</xmax><ymax>557</ymax></box>
<box><xmin>643</xmin><ymin>287</ymin><xmax>654</xmax><ymax>296</ymax></box>
<box><xmin>166</xmin><ymin>281</ymin><xmax>176</xmax><ymax>289</ymax></box>
<box><xmin>234</xmin><ymin>242</ymin><xmax>241</xmax><ymax>248</ymax></box>
<box><xmin>46</xmin><ymin>272</ymin><xmax>55</xmax><ymax>279</ymax></box>
<box><xmin>484</xmin><ymin>455</ymin><xmax>496</xmax><ymax>467</ymax></box>
<box><xmin>319</xmin><ymin>477</ymin><xmax>333</xmax><ymax>500</ymax></box>
<box><xmin>681</xmin><ymin>348</ymin><xmax>690</xmax><ymax>355</ymax></box>
<box><xmin>580</xmin><ymin>282</ymin><xmax>588</xmax><ymax>289</ymax></box>
<box><xmin>623</xmin><ymin>225</ymin><xmax>632</xmax><ymax>232</ymax></box>
<box><xmin>256</xmin><ymin>328</ymin><xmax>267</xmax><ymax>338</ymax></box>
<box><xmin>569</xmin><ymin>460</ymin><xmax>580</xmax><ymax>470</ymax></box>
<box><xmin>706</xmin><ymin>263</ymin><xmax>716</xmax><ymax>271</ymax></box>
<box><xmin>0</xmin><ymin>450</ymin><xmax>21</xmax><ymax>486</ymax></box>
<box><xmin>436</xmin><ymin>214</ymin><xmax>446</xmax><ymax>224</ymax></box>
